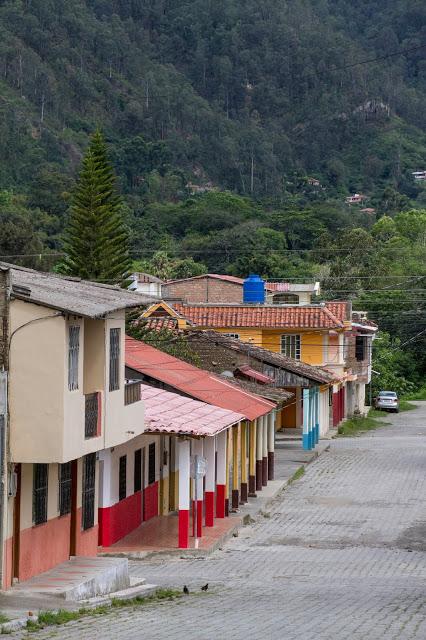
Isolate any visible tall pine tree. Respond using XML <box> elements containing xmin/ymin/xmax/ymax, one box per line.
<box><xmin>61</xmin><ymin>131</ymin><xmax>131</xmax><ymax>283</ymax></box>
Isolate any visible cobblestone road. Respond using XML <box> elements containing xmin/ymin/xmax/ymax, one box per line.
<box><xmin>14</xmin><ymin>404</ymin><xmax>426</xmax><ymax>639</ymax></box>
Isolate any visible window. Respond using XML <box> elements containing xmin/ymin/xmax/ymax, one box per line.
<box><xmin>281</xmin><ymin>334</ymin><xmax>301</xmax><ymax>359</ymax></box>
<box><xmin>134</xmin><ymin>449</ymin><xmax>142</xmax><ymax>493</ymax></box>
<box><xmin>355</xmin><ymin>336</ymin><xmax>367</xmax><ymax>361</ymax></box>
<box><xmin>148</xmin><ymin>443</ymin><xmax>156</xmax><ymax>485</ymax></box>
<box><xmin>33</xmin><ymin>464</ymin><xmax>48</xmax><ymax>525</ymax></box>
<box><xmin>82</xmin><ymin>453</ymin><xmax>96</xmax><ymax>530</ymax></box>
<box><xmin>68</xmin><ymin>326</ymin><xmax>80</xmax><ymax>391</ymax></box>
<box><xmin>109</xmin><ymin>328</ymin><xmax>120</xmax><ymax>391</ymax></box>
<box><xmin>119</xmin><ymin>455</ymin><xmax>127</xmax><ymax>501</ymax></box>
<box><xmin>222</xmin><ymin>333</ymin><xmax>240</xmax><ymax>340</ymax></box>
<box><xmin>273</xmin><ymin>293</ymin><xmax>299</xmax><ymax>304</ymax></box>
<box><xmin>59</xmin><ymin>463</ymin><xmax>72</xmax><ymax>516</ymax></box>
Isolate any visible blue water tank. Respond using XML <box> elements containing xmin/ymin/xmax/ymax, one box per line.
<box><xmin>243</xmin><ymin>274</ymin><xmax>265</xmax><ymax>304</ymax></box>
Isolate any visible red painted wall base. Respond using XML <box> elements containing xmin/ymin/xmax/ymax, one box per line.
<box><xmin>205</xmin><ymin>491</ymin><xmax>214</xmax><ymax>527</ymax></box>
<box><xmin>178</xmin><ymin>510</ymin><xmax>189</xmax><ymax>548</ymax></box>
<box><xmin>216</xmin><ymin>484</ymin><xmax>225</xmax><ymax>518</ymax></box>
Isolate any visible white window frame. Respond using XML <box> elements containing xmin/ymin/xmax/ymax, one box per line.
<box><xmin>68</xmin><ymin>326</ymin><xmax>80</xmax><ymax>391</ymax></box>
<box><xmin>281</xmin><ymin>334</ymin><xmax>301</xmax><ymax>360</ymax></box>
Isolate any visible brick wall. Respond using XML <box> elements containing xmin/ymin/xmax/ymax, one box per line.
<box><xmin>0</xmin><ymin>269</ymin><xmax>9</xmax><ymax>370</ymax></box>
<box><xmin>163</xmin><ymin>277</ymin><xmax>243</xmax><ymax>303</ymax></box>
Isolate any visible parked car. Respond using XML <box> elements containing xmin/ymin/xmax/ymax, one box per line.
<box><xmin>374</xmin><ymin>391</ymin><xmax>399</xmax><ymax>413</ymax></box>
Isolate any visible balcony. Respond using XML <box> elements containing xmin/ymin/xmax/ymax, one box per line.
<box><xmin>124</xmin><ymin>380</ymin><xmax>141</xmax><ymax>406</ymax></box>
<box><xmin>85</xmin><ymin>392</ymin><xmax>100</xmax><ymax>438</ymax></box>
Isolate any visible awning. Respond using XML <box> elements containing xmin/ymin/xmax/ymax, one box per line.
<box><xmin>236</xmin><ymin>365</ymin><xmax>274</xmax><ymax>384</ymax></box>
<box><xmin>140</xmin><ymin>384</ymin><xmax>244</xmax><ymax>436</ymax></box>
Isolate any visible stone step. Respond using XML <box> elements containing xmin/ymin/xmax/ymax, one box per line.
<box><xmin>11</xmin><ymin>556</ymin><xmax>130</xmax><ymax>601</ymax></box>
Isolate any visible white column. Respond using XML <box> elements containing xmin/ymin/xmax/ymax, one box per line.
<box><xmin>178</xmin><ymin>439</ymin><xmax>190</xmax><ymax>548</ymax></box>
<box><xmin>216</xmin><ymin>430</ymin><xmax>226</xmax><ymax>518</ymax></box>
<box><xmin>204</xmin><ymin>436</ymin><xmax>216</xmax><ymax>526</ymax></box>
<box><xmin>256</xmin><ymin>417</ymin><xmax>263</xmax><ymax>491</ymax></box>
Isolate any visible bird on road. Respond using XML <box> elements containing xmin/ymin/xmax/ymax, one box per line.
<box><xmin>201</xmin><ymin>583</ymin><xmax>209</xmax><ymax>591</ymax></box>
<box><xmin>183</xmin><ymin>585</ymin><xmax>189</xmax><ymax>594</ymax></box>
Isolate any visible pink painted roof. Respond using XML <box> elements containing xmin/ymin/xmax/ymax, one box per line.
<box><xmin>125</xmin><ymin>336</ymin><xmax>275</xmax><ymax>420</ymax></box>
<box><xmin>140</xmin><ymin>384</ymin><xmax>244</xmax><ymax>436</ymax></box>
<box><xmin>237</xmin><ymin>365</ymin><xmax>274</xmax><ymax>384</ymax></box>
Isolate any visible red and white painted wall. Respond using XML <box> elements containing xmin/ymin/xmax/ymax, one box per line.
<box><xmin>98</xmin><ymin>433</ymin><xmax>165</xmax><ymax>547</ymax></box>
<box><xmin>2</xmin><ymin>457</ymin><xmax>99</xmax><ymax>589</ymax></box>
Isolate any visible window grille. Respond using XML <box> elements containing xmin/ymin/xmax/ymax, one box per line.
<box><xmin>281</xmin><ymin>334</ymin><xmax>301</xmax><ymax>360</ymax></box>
<box><xmin>355</xmin><ymin>336</ymin><xmax>366</xmax><ymax>361</ymax></box>
<box><xmin>134</xmin><ymin>449</ymin><xmax>142</xmax><ymax>493</ymax></box>
<box><xmin>33</xmin><ymin>464</ymin><xmax>48</xmax><ymax>525</ymax></box>
<box><xmin>109</xmin><ymin>328</ymin><xmax>120</xmax><ymax>391</ymax></box>
<box><xmin>119</xmin><ymin>455</ymin><xmax>127</xmax><ymax>501</ymax></box>
<box><xmin>82</xmin><ymin>453</ymin><xmax>96</xmax><ymax>530</ymax></box>
<box><xmin>148</xmin><ymin>442</ymin><xmax>156</xmax><ymax>485</ymax></box>
<box><xmin>85</xmin><ymin>393</ymin><xmax>98</xmax><ymax>438</ymax></box>
<box><xmin>68</xmin><ymin>326</ymin><xmax>80</xmax><ymax>391</ymax></box>
<box><xmin>59</xmin><ymin>462</ymin><xmax>72</xmax><ymax>516</ymax></box>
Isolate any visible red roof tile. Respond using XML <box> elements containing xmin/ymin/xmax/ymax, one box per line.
<box><xmin>325</xmin><ymin>302</ymin><xmax>351</xmax><ymax>322</ymax></box>
<box><xmin>172</xmin><ymin>304</ymin><xmax>344</xmax><ymax>329</ymax></box>
<box><xmin>165</xmin><ymin>274</ymin><xmax>245</xmax><ymax>285</ymax></box>
<box><xmin>236</xmin><ymin>365</ymin><xmax>274</xmax><ymax>384</ymax></box>
<box><xmin>125</xmin><ymin>336</ymin><xmax>275</xmax><ymax>421</ymax></box>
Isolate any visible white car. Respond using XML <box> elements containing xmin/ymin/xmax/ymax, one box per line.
<box><xmin>374</xmin><ymin>391</ymin><xmax>400</xmax><ymax>413</ymax></box>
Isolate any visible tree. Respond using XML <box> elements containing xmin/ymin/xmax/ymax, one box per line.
<box><xmin>60</xmin><ymin>131</ymin><xmax>131</xmax><ymax>284</ymax></box>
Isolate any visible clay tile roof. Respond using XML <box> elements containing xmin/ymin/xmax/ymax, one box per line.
<box><xmin>325</xmin><ymin>301</ymin><xmax>352</xmax><ymax>323</ymax></box>
<box><xmin>143</xmin><ymin>317</ymin><xmax>180</xmax><ymax>332</ymax></box>
<box><xmin>141</xmin><ymin>384</ymin><xmax>244</xmax><ymax>436</ymax></box>
<box><xmin>172</xmin><ymin>303</ymin><xmax>344</xmax><ymax>329</ymax></box>
<box><xmin>165</xmin><ymin>273</ymin><xmax>245</xmax><ymax>285</ymax></box>
<box><xmin>186</xmin><ymin>331</ymin><xmax>336</xmax><ymax>384</ymax></box>
<box><xmin>125</xmin><ymin>336</ymin><xmax>275</xmax><ymax>421</ymax></box>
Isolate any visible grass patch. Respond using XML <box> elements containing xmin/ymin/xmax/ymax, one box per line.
<box><xmin>0</xmin><ymin>617</ymin><xmax>9</xmax><ymax>625</ymax></box>
<box><xmin>289</xmin><ymin>466</ymin><xmax>305</xmax><ymax>484</ymax></box>
<box><xmin>399</xmin><ymin>400</ymin><xmax>416</xmax><ymax>412</ymax></box>
<box><xmin>25</xmin><ymin>589</ymin><xmax>182</xmax><ymax>632</ymax></box>
<box><xmin>337</xmin><ymin>410</ymin><xmax>388</xmax><ymax>437</ymax></box>
<box><xmin>403</xmin><ymin>385</ymin><xmax>426</xmax><ymax>401</ymax></box>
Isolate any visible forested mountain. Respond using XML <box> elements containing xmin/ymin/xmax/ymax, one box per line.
<box><xmin>0</xmin><ymin>1</ymin><xmax>425</xmax><ymax>386</ymax></box>
<box><xmin>1</xmin><ymin>0</ymin><xmax>426</xmax><ymax>201</ymax></box>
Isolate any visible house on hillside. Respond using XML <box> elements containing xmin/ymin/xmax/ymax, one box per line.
<box><xmin>161</xmin><ymin>273</ymin><xmax>320</xmax><ymax>305</ymax></box>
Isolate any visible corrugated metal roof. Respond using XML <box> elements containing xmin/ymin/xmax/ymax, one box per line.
<box><xmin>125</xmin><ymin>336</ymin><xmax>275</xmax><ymax>420</ymax></box>
<box><xmin>141</xmin><ymin>384</ymin><xmax>243</xmax><ymax>436</ymax></box>
<box><xmin>172</xmin><ymin>303</ymin><xmax>344</xmax><ymax>329</ymax></box>
<box><xmin>1</xmin><ymin>262</ymin><xmax>158</xmax><ymax>318</ymax></box>
<box><xmin>237</xmin><ymin>365</ymin><xmax>274</xmax><ymax>384</ymax></box>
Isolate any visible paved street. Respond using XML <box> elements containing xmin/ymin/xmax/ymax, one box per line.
<box><xmin>13</xmin><ymin>403</ymin><xmax>426</xmax><ymax>639</ymax></box>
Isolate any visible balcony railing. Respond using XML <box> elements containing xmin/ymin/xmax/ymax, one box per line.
<box><xmin>85</xmin><ymin>392</ymin><xmax>99</xmax><ymax>438</ymax></box>
<box><xmin>125</xmin><ymin>380</ymin><xmax>141</xmax><ymax>406</ymax></box>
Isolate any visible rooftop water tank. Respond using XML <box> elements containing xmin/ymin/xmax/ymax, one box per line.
<box><xmin>243</xmin><ymin>274</ymin><xmax>265</xmax><ymax>304</ymax></box>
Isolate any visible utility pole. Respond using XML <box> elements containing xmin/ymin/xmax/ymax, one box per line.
<box><xmin>0</xmin><ymin>266</ymin><xmax>10</xmax><ymax>589</ymax></box>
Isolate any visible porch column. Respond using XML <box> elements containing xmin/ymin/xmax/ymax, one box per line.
<box><xmin>256</xmin><ymin>417</ymin><xmax>263</xmax><ymax>491</ymax></box>
<box><xmin>204</xmin><ymin>436</ymin><xmax>215</xmax><ymax>527</ymax></box>
<box><xmin>262</xmin><ymin>414</ymin><xmax>268</xmax><ymax>486</ymax></box>
<box><xmin>315</xmin><ymin>388</ymin><xmax>320</xmax><ymax>444</ymax></box>
<box><xmin>248</xmin><ymin>420</ymin><xmax>257</xmax><ymax>497</ymax></box>
<box><xmin>192</xmin><ymin>439</ymin><xmax>203</xmax><ymax>538</ymax></box>
<box><xmin>232</xmin><ymin>424</ymin><xmax>240</xmax><ymax>510</ymax></box>
<box><xmin>302</xmin><ymin>389</ymin><xmax>310</xmax><ymax>450</ymax></box>
<box><xmin>240</xmin><ymin>421</ymin><xmax>248</xmax><ymax>503</ymax></box>
<box><xmin>310</xmin><ymin>389</ymin><xmax>315</xmax><ymax>448</ymax></box>
<box><xmin>225</xmin><ymin>428</ymin><xmax>232</xmax><ymax>516</ymax></box>
<box><xmin>216</xmin><ymin>430</ymin><xmax>226</xmax><ymax>518</ymax></box>
<box><xmin>268</xmin><ymin>411</ymin><xmax>275</xmax><ymax>480</ymax></box>
<box><xmin>178</xmin><ymin>439</ymin><xmax>190</xmax><ymax>549</ymax></box>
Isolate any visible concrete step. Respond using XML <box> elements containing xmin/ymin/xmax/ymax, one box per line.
<box><xmin>11</xmin><ymin>556</ymin><xmax>130</xmax><ymax>601</ymax></box>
